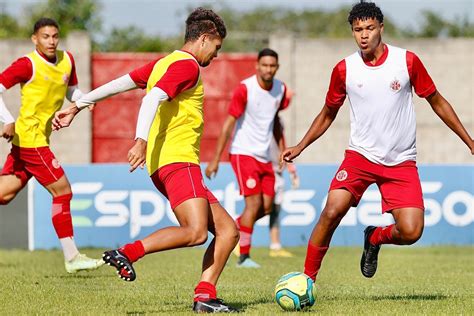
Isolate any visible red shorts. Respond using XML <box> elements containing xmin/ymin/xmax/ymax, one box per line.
<box><xmin>1</xmin><ymin>145</ymin><xmax>65</xmax><ymax>186</ymax></box>
<box><xmin>230</xmin><ymin>154</ymin><xmax>275</xmax><ymax>197</ymax></box>
<box><xmin>151</xmin><ymin>162</ymin><xmax>218</xmax><ymax>210</ymax></box>
<box><xmin>329</xmin><ymin>150</ymin><xmax>424</xmax><ymax>213</ymax></box>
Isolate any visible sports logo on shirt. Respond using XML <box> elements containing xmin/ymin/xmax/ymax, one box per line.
<box><xmin>390</xmin><ymin>78</ymin><xmax>401</xmax><ymax>92</ymax></box>
<box><xmin>246</xmin><ymin>177</ymin><xmax>257</xmax><ymax>189</ymax></box>
<box><xmin>336</xmin><ymin>169</ymin><xmax>348</xmax><ymax>181</ymax></box>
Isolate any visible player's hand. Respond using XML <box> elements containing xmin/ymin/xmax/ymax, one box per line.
<box><xmin>281</xmin><ymin>145</ymin><xmax>303</xmax><ymax>164</ymax></box>
<box><xmin>205</xmin><ymin>159</ymin><xmax>219</xmax><ymax>179</ymax></box>
<box><xmin>287</xmin><ymin>163</ymin><xmax>300</xmax><ymax>189</ymax></box>
<box><xmin>52</xmin><ymin>104</ymin><xmax>80</xmax><ymax>131</ymax></box>
<box><xmin>1</xmin><ymin>123</ymin><xmax>15</xmax><ymax>142</ymax></box>
<box><xmin>128</xmin><ymin>138</ymin><xmax>147</xmax><ymax>172</ymax></box>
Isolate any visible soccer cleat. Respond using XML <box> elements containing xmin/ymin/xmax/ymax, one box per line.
<box><xmin>65</xmin><ymin>253</ymin><xmax>104</xmax><ymax>274</ymax></box>
<box><xmin>269</xmin><ymin>248</ymin><xmax>294</xmax><ymax>258</ymax></box>
<box><xmin>360</xmin><ymin>226</ymin><xmax>381</xmax><ymax>278</ymax></box>
<box><xmin>102</xmin><ymin>249</ymin><xmax>137</xmax><ymax>282</ymax></box>
<box><xmin>236</xmin><ymin>256</ymin><xmax>260</xmax><ymax>268</ymax></box>
<box><xmin>193</xmin><ymin>298</ymin><xmax>239</xmax><ymax>313</ymax></box>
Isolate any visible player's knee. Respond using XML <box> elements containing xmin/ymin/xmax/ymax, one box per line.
<box><xmin>0</xmin><ymin>193</ymin><xmax>13</xmax><ymax>205</ymax></box>
<box><xmin>321</xmin><ymin>206</ymin><xmax>345</xmax><ymax>224</ymax></box>
<box><xmin>188</xmin><ymin>228</ymin><xmax>208</xmax><ymax>246</ymax></box>
<box><xmin>227</xmin><ymin>223</ymin><xmax>239</xmax><ymax>246</ymax></box>
<box><xmin>399</xmin><ymin>225</ymin><xmax>423</xmax><ymax>245</ymax></box>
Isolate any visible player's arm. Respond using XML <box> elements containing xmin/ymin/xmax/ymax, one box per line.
<box><xmin>205</xmin><ymin>115</ymin><xmax>237</xmax><ymax>179</ymax></box>
<box><xmin>282</xmin><ymin>61</ymin><xmax>345</xmax><ymax>163</ymax></box>
<box><xmin>128</xmin><ymin>87</ymin><xmax>169</xmax><ymax>172</ymax></box>
<box><xmin>0</xmin><ymin>85</ymin><xmax>15</xmax><ymax>142</ymax></box>
<box><xmin>282</xmin><ymin>105</ymin><xmax>339</xmax><ymax>163</ymax></box>
<box><xmin>426</xmin><ymin>91</ymin><xmax>474</xmax><ymax>154</ymax></box>
<box><xmin>53</xmin><ymin>74</ymin><xmax>139</xmax><ymax>130</ymax></box>
<box><xmin>0</xmin><ymin>57</ymin><xmax>33</xmax><ymax>141</ymax></box>
<box><xmin>205</xmin><ymin>83</ymin><xmax>246</xmax><ymax>179</ymax></box>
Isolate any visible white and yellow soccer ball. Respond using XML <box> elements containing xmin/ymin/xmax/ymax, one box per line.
<box><xmin>274</xmin><ymin>272</ymin><xmax>316</xmax><ymax>311</ymax></box>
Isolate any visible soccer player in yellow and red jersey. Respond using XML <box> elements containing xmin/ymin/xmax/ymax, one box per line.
<box><xmin>53</xmin><ymin>8</ymin><xmax>239</xmax><ymax>313</ymax></box>
<box><xmin>0</xmin><ymin>18</ymin><xmax>103</xmax><ymax>273</ymax></box>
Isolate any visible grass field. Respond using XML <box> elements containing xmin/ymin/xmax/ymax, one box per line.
<box><xmin>0</xmin><ymin>246</ymin><xmax>473</xmax><ymax>315</ymax></box>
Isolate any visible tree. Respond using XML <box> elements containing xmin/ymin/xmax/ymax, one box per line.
<box><xmin>0</xmin><ymin>13</ymin><xmax>21</xmax><ymax>38</ymax></box>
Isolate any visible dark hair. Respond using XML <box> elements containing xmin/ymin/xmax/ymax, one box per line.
<box><xmin>33</xmin><ymin>17</ymin><xmax>59</xmax><ymax>34</ymax></box>
<box><xmin>348</xmin><ymin>2</ymin><xmax>384</xmax><ymax>25</ymax></box>
<box><xmin>185</xmin><ymin>7</ymin><xmax>226</xmax><ymax>42</ymax></box>
<box><xmin>258</xmin><ymin>48</ymin><xmax>278</xmax><ymax>61</ymax></box>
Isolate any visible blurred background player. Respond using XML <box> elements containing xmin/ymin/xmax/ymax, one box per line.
<box><xmin>268</xmin><ymin>115</ymin><xmax>299</xmax><ymax>258</ymax></box>
<box><xmin>206</xmin><ymin>48</ymin><xmax>290</xmax><ymax>268</ymax></box>
<box><xmin>0</xmin><ymin>18</ymin><xmax>102</xmax><ymax>273</ymax></box>
<box><xmin>53</xmin><ymin>8</ymin><xmax>239</xmax><ymax>313</ymax></box>
<box><xmin>282</xmin><ymin>2</ymin><xmax>474</xmax><ymax>283</ymax></box>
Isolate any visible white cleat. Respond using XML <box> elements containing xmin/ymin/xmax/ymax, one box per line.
<box><xmin>65</xmin><ymin>253</ymin><xmax>105</xmax><ymax>274</ymax></box>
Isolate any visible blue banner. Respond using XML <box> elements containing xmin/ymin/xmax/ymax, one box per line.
<box><xmin>31</xmin><ymin>164</ymin><xmax>473</xmax><ymax>249</ymax></box>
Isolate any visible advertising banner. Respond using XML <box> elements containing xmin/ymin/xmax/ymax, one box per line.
<box><xmin>31</xmin><ymin>164</ymin><xmax>473</xmax><ymax>249</ymax></box>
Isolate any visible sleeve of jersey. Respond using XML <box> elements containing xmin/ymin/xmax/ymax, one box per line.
<box><xmin>129</xmin><ymin>60</ymin><xmax>157</xmax><ymax>89</ymax></box>
<box><xmin>406</xmin><ymin>51</ymin><xmax>436</xmax><ymax>98</ymax></box>
<box><xmin>325</xmin><ymin>60</ymin><xmax>346</xmax><ymax>108</ymax></box>
<box><xmin>228</xmin><ymin>83</ymin><xmax>247</xmax><ymax>118</ymax></box>
<box><xmin>279</xmin><ymin>83</ymin><xmax>290</xmax><ymax>110</ymax></box>
<box><xmin>66</xmin><ymin>51</ymin><xmax>78</xmax><ymax>86</ymax></box>
<box><xmin>0</xmin><ymin>57</ymin><xmax>33</xmax><ymax>89</ymax></box>
<box><xmin>154</xmin><ymin>59</ymin><xmax>199</xmax><ymax>99</ymax></box>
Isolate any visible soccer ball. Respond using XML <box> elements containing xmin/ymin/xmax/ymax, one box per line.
<box><xmin>274</xmin><ymin>272</ymin><xmax>316</xmax><ymax>311</ymax></box>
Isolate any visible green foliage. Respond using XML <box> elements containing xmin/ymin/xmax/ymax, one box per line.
<box><xmin>24</xmin><ymin>0</ymin><xmax>102</xmax><ymax>36</ymax></box>
<box><xmin>0</xmin><ymin>247</ymin><xmax>473</xmax><ymax>314</ymax></box>
<box><xmin>0</xmin><ymin>13</ymin><xmax>21</xmax><ymax>38</ymax></box>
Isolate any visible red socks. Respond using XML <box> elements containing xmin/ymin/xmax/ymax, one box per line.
<box><xmin>369</xmin><ymin>224</ymin><xmax>395</xmax><ymax>246</ymax></box>
<box><xmin>194</xmin><ymin>281</ymin><xmax>217</xmax><ymax>302</ymax></box>
<box><xmin>120</xmin><ymin>240</ymin><xmax>145</xmax><ymax>263</ymax></box>
<box><xmin>52</xmin><ymin>193</ymin><xmax>73</xmax><ymax>238</ymax></box>
<box><xmin>238</xmin><ymin>222</ymin><xmax>253</xmax><ymax>256</ymax></box>
<box><xmin>304</xmin><ymin>243</ymin><xmax>329</xmax><ymax>281</ymax></box>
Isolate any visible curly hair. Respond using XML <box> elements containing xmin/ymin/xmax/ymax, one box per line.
<box><xmin>185</xmin><ymin>7</ymin><xmax>227</xmax><ymax>42</ymax></box>
<box><xmin>347</xmin><ymin>1</ymin><xmax>384</xmax><ymax>25</ymax></box>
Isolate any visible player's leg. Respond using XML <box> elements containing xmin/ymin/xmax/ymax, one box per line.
<box><xmin>236</xmin><ymin>194</ymin><xmax>263</xmax><ymax>267</ymax></box>
<box><xmin>193</xmin><ymin>201</ymin><xmax>239</xmax><ymax>313</ymax></box>
<box><xmin>361</xmin><ymin>160</ymin><xmax>424</xmax><ymax>277</ymax></box>
<box><xmin>269</xmin><ymin>202</ymin><xmax>293</xmax><ymax>257</ymax></box>
<box><xmin>26</xmin><ymin>146</ymin><xmax>101</xmax><ymax>273</ymax></box>
<box><xmin>304</xmin><ymin>189</ymin><xmax>355</xmax><ymax>281</ymax></box>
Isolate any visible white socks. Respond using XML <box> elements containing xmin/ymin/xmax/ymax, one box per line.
<box><xmin>60</xmin><ymin>237</ymin><xmax>80</xmax><ymax>261</ymax></box>
<box><xmin>270</xmin><ymin>243</ymin><xmax>282</xmax><ymax>250</ymax></box>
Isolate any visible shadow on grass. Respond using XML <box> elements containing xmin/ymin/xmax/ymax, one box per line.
<box><xmin>44</xmin><ymin>274</ymin><xmax>113</xmax><ymax>279</ymax></box>
<box><xmin>231</xmin><ymin>296</ymin><xmax>275</xmax><ymax>312</ymax></box>
<box><xmin>371</xmin><ymin>294</ymin><xmax>448</xmax><ymax>301</ymax></box>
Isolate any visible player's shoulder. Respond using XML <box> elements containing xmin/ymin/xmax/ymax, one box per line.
<box><xmin>241</xmin><ymin>74</ymin><xmax>256</xmax><ymax>85</ymax></box>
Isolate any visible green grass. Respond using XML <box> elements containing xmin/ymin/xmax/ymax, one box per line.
<box><xmin>0</xmin><ymin>246</ymin><xmax>473</xmax><ymax>315</ymax></box>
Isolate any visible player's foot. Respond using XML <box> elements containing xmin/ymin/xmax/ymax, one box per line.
<box><xmin>360</xmin><ymin>226</ymin><xmax>381</xmax><ymax>278</ymax></box>
<box><xmin>65</xmin><ymin>253</ymin><xmax>104</xmax><ymax>274</ymax></box>
<box><xmin>232</xmin><ymin>244</ymin><xmax>240</xmax><ymax>257</ymax></box>
<box><xmin>193</xmin><ymin>298</ymin><xmax>239</xmax><ymax>313</ymax></box>
<box><xmin>236</xmin><ymin>255</ymin><xmax>260</xmax><ymax>268</ymax></box>
<box><xmin>269</xmin><ymin>248</ymin><xmax>294</xmax><ymax>258</ymax></box>
<box><xmin>102</xmin><ymin>249</ymin><xmax>136</xmax><ymax>282</ymax></box>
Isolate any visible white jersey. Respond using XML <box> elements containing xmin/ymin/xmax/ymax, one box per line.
<box><xmin>230</xmin><ymin>75</ymin><xmax>285</xmax><ymax>162</ymax></box>
<box><xmin>345</xmin><ymin>44</ymin><xmax>416</xmax><ymax>165</ymax></box>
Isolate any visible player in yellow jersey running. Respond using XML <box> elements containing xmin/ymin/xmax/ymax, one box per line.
<box><xmin>53</xmin><ymin>8</ymin><xmax>239</xmax><ymax>313</ymax></box>
<box><xmin>0</xmin><ymin>18</ymin><xmax>103</xmax><ymax>273</ymax></box>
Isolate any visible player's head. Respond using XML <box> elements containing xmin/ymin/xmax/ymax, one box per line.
<box><xmin>348</xmin><ymin>2</ymin><xmax>384</xmax><ymax>55</ymax></box>
<box><xmin>31</xmin><ymin>18</ymin><xmax>60</xmax><ymax>60</ymax></box>
<box><xmin>256</xmin><ymin>48</ymin><xmax>279</xmax><ymax>83</ymax></box>
<box><xmin>184</xmin><ymin>7</ymin><xmax>226</xmax><ymax>67</ymax></box>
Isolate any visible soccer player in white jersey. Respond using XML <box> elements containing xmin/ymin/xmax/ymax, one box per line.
<box><xmin>282</xmin><ymin>2</ymin><xmax>473</xmax><ymax>282</ymax></box>
<box><xmin>206</xmin><ymin>48</ymin><xmax>290</xmax><ymax>268</ymax></box>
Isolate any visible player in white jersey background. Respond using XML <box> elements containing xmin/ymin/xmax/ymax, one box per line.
<box><xmin>281</xmin><ymin>2</ymin><xmax>473</xmax><ymax>283</ymax></box>
<box><xmin>206</xmin><ymin>48</ymin><xmax>290</xmax><ymax>268</ymax></box>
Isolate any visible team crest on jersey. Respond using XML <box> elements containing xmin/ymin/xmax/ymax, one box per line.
<box><xmin>336</xmin><ymin>169</ymin><xmax>348</xmax><ymax>181</ymax></box>
<box><xmin>390</xmin><ymin>78</ymin><xmax>401</xmax><ymax>92</ymax></box>
<box><xmin>63</xmin><ymin>73</ymin><xmax>70</xmax><ymax>84</ymax></box>
<box><xmin>246</xmin><ymin>178</ymin><xmax>257</xmax><ymax>189</ymax></box>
